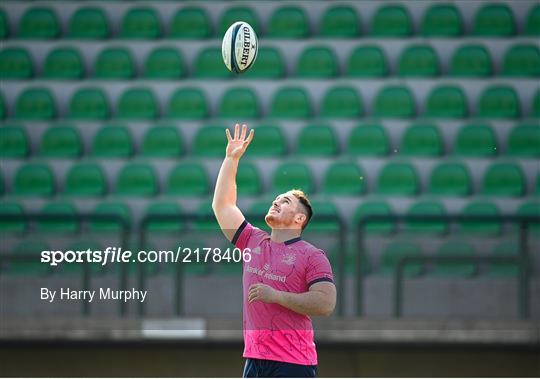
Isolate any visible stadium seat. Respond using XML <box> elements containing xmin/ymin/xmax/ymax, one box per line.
<box><xmin>376</xmin><ymin>162</ymin><xmax>419</xmax><ymax>196</ymax></box>
<box><xmin>0</xmin><ymin>92</ymin><xmax>4</xmax><ymax>119</ymax></box>
<box><xmin>11</xmin><ymin>241</ymin><xmax>51</xmax><ymax>275</ymax></box>
<box><xmin>272</xmin><ymin>162</ymin><xmax>313</xmax><ymax>194</ymax></box>
<box><xmin>425</xmin><ymin>85</ymin><xmax>468</xmax><ymax>118</ymax></box>
<box><xmin>192</xmin><ymin>125</ymin><xmax>227</xmax><ymax>157</ymax></box>
<box><xmin>450</xmin><ymin>44</ymin><xmax>493</xmax><ymax>77</ymax></box>
<box><xmin>68</xmin><ymin>7</ymin><xmax>109</xmax><ymax>39</ymax></box>
<box><xmin>0</xmin><ymin>47</ymin><xmax>33</xmax><ymax>79</ymax></box>
<box><xmin>533</xmin><ymin>89</ymin><xmax>540</xmax><ymax>117</ymax></box>
<box><xmin>57</xmin><ymin>241</ymin><xmax>105</xmax><ymax>275</ymax></box>
<box><xmin>354</xmin><ymin>201</ymin><xmax>395</xmax><ymax>234</ymax></box>
<box><xmin>320</xmin><ymin>5</ymin><xmax>360</xmax><ymax>37</ymax></box>
<box><xmin>64</xmin><ymin>163</ymin><xmax>106</xmax><ymax>197</ymax></box>
<box><xmin>69</xmin><ymin>87</ymin><xmax>109</xmax><ymax>119</ymax></box>
<box><xmin>143</xmin><ymin>47</ymin><xmax>186</xmax><ymax>79</ymax></box>
<box><xmin>477</xmin><ymin>86</ymin><xmax>520</xmax><ymax>119</ymax></box>
<box><xmin>400</xmin><ymin>123</ymin><xmax>443</xmax><ymax>156</ymax></box>
<box><xmin>347</xmin><ymin>123</ymin><xmax>389</xmax><ymax>156</ymax></box>
<box><xmin>305</xmin><ymin>200</ymin><xmax>340</xmax><ymax>232</ymax></box>
<box><xmin>320</xmin><ymin>86</ymin><xmax>363</xmax><ymax>118</ymax></box>
<box><xmin>236</xmin><ymin>162</ymin><xmax>262</xmax><ymax>196</ymax></box>
<box><xmin>144</xmin><ymin>201</ymin><xmax>184</xmax><ymax>233</ymax></box>
<box><xmin>460</xmin><ymin>201</ymin><xmax>501</xmax><ymax>235</ymax></box>
<box><xmin>0</xmin><ymin>201</ymin><xmax>25</xmax><ymax>233</ymax></box>
<box><xmin>43</xmin><ymin>47</ymin><xmax>84</xmax><ymax>79</ymax></box>
<box><xmin>371</xmin><ymin>4</ymin><xmax>412</xmax><ymax>37</ymax></box>
<box><xmin>482</xmin><ymin>162</ymin><xmax>525</xmax><ymax>197</ymax></box>
<box><xmin>268</xmin><ymin>6</ymin><xmax>309</xmax><ymax>38</ymax></box>
<box><xmin>525</xmin><ymin>4</ymin><xmax>540</xmax><ymax>35</ymax></box>
<box><xmin>166</xmin><ymin>162</ymin><xmax>209</xmax><ymax>196</ymax></box>
<box><xmin>40</xmin><ymin>126</ymin><xmax>82</xmax><ymax>158</ymax></box>
<box><xmin>347</xmin><ymin>45</ymin><xmax>388</xmax><ymax>77</ymax></box>
<box><xmin>374</xmin><ymin>86</ymin><xmax>415</xmax><ymax>118</ymax></box>
<box><xmin>194</xmin><ymin>47</ymin><xmax>233</xmax><ymax>78</ymax></box>
<box><xmin>13</xmin><ymin>163</ymin><xmax>55</xmax><ymax>197</ymax></box>
<box><xmin>489</xmin><ymin>242</ymin><xmax>519</xmax><ymax>277</ymax></box>
<box><xmin>115</xmin><ymin>163</ymin><xmax>158</xmax><ymax>197</ymax></box>
<box><xmin>405</xmin><ymin>200</ymin><xmax>447</xmax><ymax>235</ymax></box>
<box><xmin>117</xmin><ymin>87</ymin><xmax>158</xmax><ymax>119</ymax></box>
<box><xmin>502</xmin><ymin>44</ymin><xmax>540</xmax><ymax>77</ymax></box>
<box><xmin>142</xmin><ymin>125</ymin><xmax>184</xmax><ymax>157</ymax></box>
<box><xmin>219</xmin><ymin>87</ymin><xmax>260</xmax><ymax>119</ymax></box>
<box><xmin>296</xmin><ymin>123</ymin><xmax>338</xmax><ymax>156</ymax></box>
<box><xmin>243</xmin><ymin>47</ymin><xmax>285</xmax><ymax>78</ymax></box>
<box><xmin>421</xmin><ymin>4</ymin><xmax>462</xmax><ymax>36</ymax></box>
<box><xmin>92</xmin><ymin>125</ymin><xmax>134</xmax><ymax>157</ymax></box>
<box><xmin>249</xmin><ymin>197</ymin><xmax>273</xmax><ymax>230</ymax></box>
<box><xmin>19</xmin><ymin>7</ymin><xmax>59</xmax><ymax>39</ymax></box>
<box><xmin>433</xmin><ymin>242</ymin><xmax>476</xmax><ymax>277</ymax></box>
<box><xmin>270</xmin><ymin>86</ymin><xmax>311</xmax><ymax>119</ymax></box>
<box><xmin>508</xmin><ymin>123</ymin><xmax>540</xmax><ymax>157</ymax></box>
<box><xmin>322</xmin><ymin>162</ymin><xmax>365</xmax><ymax>195</ymax></box>
<box><xmin>167</xmin><ymin>87</ymin><xmax>208</xmax><ymax>119</ymax></box>
<box><xmin>0</xmin><ymin>8</ymin><xmax>8</xmax><ymax>38</ymax></box>
<box><xmin>398</xmin><ymin>44</ymin><xmax>440</xmax><ymax>77</ymax></box>
<box><xmin>0</xmin><ymin>125</ymin><xmax>29</xmax><ymax>158</ymax></box>
<box><xmin>192</xmin><ymin>200</ymin><xmax>221</xmax><ymax>231</ymax></box>
<box><xmin>380</xmin><ymin>241</ymin><xmax>423</xmax><ymax>276</ymax></box>
<box><xmin>15</xmin><ymin>87</ymin><xmax>56</xmax><ymax>120</ymax></box>
<box><xmin>429</xmin><ymin>162</ymin><xmax>471</xmax><ymax>196</ymax></box>
<box><xmin>94</xmin><ymin>47</ymin><xmax>135</xmax><ymax>79</ymax></box>
<box><xmin>516</xmin><ymin>201</ymin><xmax>540</xmax><ymax>233</ymax></box>
<box><xmin>120</xmin><ymin>7</ymin><xmax>161</xmax><ymax>39</ymax></box>
<box><xmin>37</xmin><ymin>201</ymin><xmax>78</xmax><ymax>234</ymax></box>
<box><xmin>453</xmin><ymin>123</ymin><xmax>497</xmax><ymax>157</ymax></box>
<box><xmin>219</xmin><ymin>6</ymin><xmax>260</xmax><ymax>36</ymax></box>
<box><xmin>245</xmin><ymin>124</ymin><xmax>286</xmax><ymax>157</ymax></box>
<box><xmin>169</xmin><ymin>7</ymin><xmax>212</xmax><ymax>39</ymax></box>
<box><xmin>90</xmin><ymin>201</ymin><xmax>131</xmax><ymax>232</ymax></box>
<box><xmin>296</xmin><ymin>46</ymin><xmax>338</xmax><ymax>78</ymax></box>
<box><xmin>473</xmin><ymin>4</ymin><xmax>515</xmax><ymax>36</ymax></box>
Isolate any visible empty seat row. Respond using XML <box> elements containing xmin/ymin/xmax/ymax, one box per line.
<box><xmin>1</xmin><ymin>160</ymin><xmax>537</xmax><ymax>198</ymax></box>
<box><xmin>1</xmin><ymin>122</ymin><xmax>539</xmax><ymax>159</ymax></box>
<box><xmin>2</xmin><ymin>43</ymin><xmax>540</xmax><ymax>79</ymax></box>
<box><xmin>4</xmin><ymin>84</ymin><xmax>539</xmax><ymax>120</ymax></box>
<box><xmin>2</xmin><ymin>3</ymin><xmax>538</xmax><ymax>40</ymax></box>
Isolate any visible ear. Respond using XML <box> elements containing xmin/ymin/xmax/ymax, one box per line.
<box><xmin>295</xmin><ymin>213</ymin><xmax>307</xmax><ymax>226</ymax></box>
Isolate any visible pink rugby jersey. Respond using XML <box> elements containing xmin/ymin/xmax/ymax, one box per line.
<box><xmin>232</xmin><ymin>220</ymin><xmax>334</xmax><ymax>366</ymax></box>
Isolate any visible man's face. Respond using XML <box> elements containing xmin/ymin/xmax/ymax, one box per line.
<box><xmin>265</xmin><ymin>192</ymin><xmax>305</xmax><ymax>229</ymax></box>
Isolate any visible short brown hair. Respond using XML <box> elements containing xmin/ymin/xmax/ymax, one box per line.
<box><xmin>290</xmin><ymin>189</ymin><xmax>312</xmax><ymax>230</ymax></box>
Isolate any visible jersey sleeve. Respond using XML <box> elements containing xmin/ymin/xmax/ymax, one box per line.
<box><xmin>231</xmin><ymin>220</ymin><xmax>254</xmax><ymax>250</ymax></box>
<box><xmin>306</xmin><ymin>250</ymin><xmax>334</xmax><ymax>288</ymax></box>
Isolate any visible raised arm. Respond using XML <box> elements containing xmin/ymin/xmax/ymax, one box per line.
<box><xmin>212</xmin><ymin>124</ymin><xmax>254</xmax><ymax>241</ymax></box>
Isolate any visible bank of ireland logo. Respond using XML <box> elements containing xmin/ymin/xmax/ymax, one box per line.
<box><xmin>282</xmin><ymin>253</ymin><xmax>295</xmax><ymax>266</ymax></box>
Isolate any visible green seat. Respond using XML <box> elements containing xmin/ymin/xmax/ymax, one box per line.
<box><xmin>489</xmin><ymin>242</ymin><xmax>519</xmax><ymax>277</ymax></box>
<box><xmin>38</xmin><ymin>201</ymin><xmax>78</xmax><ymax>233</ymax></box>
<box><xmin>237</xmin><ymin>162</ymin><xmax>262</xmax><ymax>196</ymax></box>
<box><xmin>168</xmin><ymin>87</ymin><xmax>208</xmax><ymax>119</ymax></box>
<box><xmin>11</xmin><ymin>241</ymin><xmax>51</xmax><ymax>275</ymax></box>
<box><xmin>14</xmin><ymin>163</ymin><xmax>54</xmax><ymax>197</ymax></box>
<box><xmin>64</xmin><ymin>163</ymin><xmax>106</xmax><ymax>197</ymax></box>
<box><xmin>120</xmin><ymin>7</ymin><xmax>161</xmax><ymax>39</ymax></box>
<box><xmin>0</xmin><ymin>92</ymin><xmax>4</xmax><ymax>120</ymax></box>
<box><xmin>347</xmin><ymin>123</ymin><xmax>389</xmax><ymax>156</ymax></box>
<box><xmin>320</xmin><ymin>5</ymin><xmax>360</xmax><ymax>37</ymax></box>
<box><xmin>450</xmin><ymin>44</ymin><xmax>492</xmax><ymax>77</ymax></box>
<box><xmin>425</xmin><ymin>85</ymin><xmax>467</xmax><ymax>118</ymax></box>
<box><xmin>94</xmin><ymin>47</ymin><xmax>135</xmax><ymax>79</ymax></box>
<box><xmin>376</xmin><ymin>162</ymin><xmax>419</xmax><ymax>196</ymax></box>
<box><xmin>245</xmin><ymin>124</ymin><xmax>286</xmax><ymax>157</ymax></box>
<box><xmin>92</xmin><ymin>126</ymin><xmax>133</xmax><ymax>157</ymax></box>
<box><xmin>508</xmin><ymin>123</ymin><xmax>540</xmax><ymax>157</ymax></box>
<box><xmin>406</xmin><ymin>201</ymin><xmax>447</xmax><ymax>235</ymax></box>
<box><xmin>248</xmin><ymin>198</ymin><xmax>273</xmax><ymax>231</ymax></box>
<box><xmin>272</xmin><ymin>162</ymin><xmax>313</xmax><ymax>194</ymax></box>
<box><xmin>460</xmin><ymin>202</ymin><xmax>501</xmax><ymax>235</ymax></box>
<box><xmin>478</xmin><ymin>86</ymin><xmax>520</xmax><ymax>119</ymax></box>
<box><xmin>380</xmin><ymin>242</ymin><xmax>423</xmax><ymax>277</ymax></box>
<box><xmin>219</xmin><ymin>87</ymin><xmax>260</xmax><ymax>118</ymax></box>
<box><xmin>193</xmin><ymin>200</ymin><xmax>219</xmax><ymax>231</ymax></box>
<box><xmin>433</xmin><ymin>242</ymin><xmax>476</xmax><ymax>277</ymax></box>
<box><xmin>69</xmin><ymin>87</ymin><xmax>109</xmax><ymax>119</ymax></box>
<box><xmin>473</xmin><ymin>4</ymin><xmax>515</xmax><ymax>36</ymax></box>
<box><xmin>401</xmin><ymin>123</ymin><xmax>443</xmax><ymax>156</ymax></box>
<box><xmin>0</xmin><ymin>126</ymin><xmax>29</xmax><ymax>158</ymax></box>
<box><xmin>296</xmin><ymin>46</ymin><xmax>338</xmax><ymax>78</ymax></box>
<box><xmin>90</xmin><ymin>201</ymin><xmax>131</xmax><ymax>232</ymax></box>
<box><xmin>517</xmin><ymin>201</ymin><xmax>540</xmax><ymax>233</ymax></box>
<box><xmin>166</xmin><ymin>162</ymin><xmax>209</xmax><ymax>196</ymax></box>
<box><xmin>0</xmin><ymin>201</ymin><xmax>25</xmax><ymax>233</ymax></box>
<box><xmin>421</xmin><ymin>4</ymin><xmax>462</xmax><ymax>36</ymax></box>
<box><xmin>115</xmin><ymin>163</ymin><xmax>157</xmax><ymax>197</ymax></box>
<box><xmin>58</xmin><ymin>241</ymin><xmax>105</xmax><ymax>275</ymax></box>
<box><xmin>525</xmin><ymin>4</ymin><xmax>540</xmax><ymax>35</ymax></box>
<box><xmin>43</xmin><ymin>47</ymin><xmax>84</xmax><ymax>79</ymax></box>
<box><xmin>169</xmin><ymin>7</ymin><xmax>212</xmax><ymax>39</ymax></box>
<box><xmin>219</xmin><ymin>6</ymin><xmax>260</xmax><ymax>36</ymax></box>
<box><xmin>40</xmin><ymin>126</ymin><xmax>82</xmax><ymax>158</ymax></box>
<box><xmin>371</xmin><ymin>4</ymin><xmax>412</xmax><ymax>37</ymax></box>
<box><xmin>347</xmin><ymin>45</ymin><xmax>388</xmax><ymax>77</ymax></box>
<box><xmin>306</xmin><ymin>200</ymin><xmax>340</xmax><ymax>232</ymax></box>
<box><xmin>194</xmin><ymin>47</ymin><xmax>233</xmax><ymax>78</ymax></box>
<box><xmin>142</xmin><ymin>126</ymin><xmax>183</xmax><ymax>157</ymax></box>
<box><xmin>117</xmin><ymin>87</ymin><xmax>158</xmax><ymax>119</ymax></box>
<box><xmin>144</xmin><ymin>47</ymin><xmax>186</xmax><ymax>79</ymax></box>
<box><xmin>192</xmin><ymin>125</ymin><xmax>227</xmax><ymax>157</ymax></box>
<box><xmin>533</xmin><ymin>89</ymin><xmax>540</xmax><ymax>117</ymax></box>
<box><xmin>0</xmin><ymin>47</ymin><xmax>33</xmax><ymax>79</ymax></box>
<box><xmin>15</xmin><ymin>87</ymin><xmax>56</xmax><ymax>120</ymax></box>
<box><xmin>320</xmin><ymin>86</ymin><xmax>363</xmax><ymax>118</ymax></box>
<box><xmin>502</xmin><ymin>44</ymin><xmax>540</xmax><ymax>77</ymax></box>
<box><xmin>322</xmin><ymin>162</ymin><xmax>365</xmax><ymax>195</ymax></box>
<box><xmin>268</xmin><ymin>6</ymin><xmax>309</xmax><ymax>38</ymax></box>
<box><xmin>374</xmin><ymin>86</ymin><xmax>415</xmax><ymax>118</ymax></box>
<box><xmin>270</xmin><ymin>87</ymin><xmax>311</xmax><ymax>119</ymax></box>
<box><xmin>144</xmin><ymin>202</ymin><xmax>184</xmax><ymax>233</ymax></box>
<box><xmin>68</xmin><ymin>7</ymin><xmax>109</xmax><ymax>39</ymax></box>
<box><xmin>354</xmin><ymin>201</ymin><xmax>395</xmax><ymax>234</ymax></box>
<box><xmin>0</xmin><ymin>9</ymin><xmax>9</xmax><ymax>38</ymax></box>
<box><xmin>398</xmin><ymin>45</ymin><xmax>439</xmax><ymax>77</ymax></box>
<box><xmin>243</xmin><ymin>47</ymin><xmax>285</xmax><ymax>79</ymax></box>
<box><xmin>297</xmin><ymin>124</ymin><xmax>338</xmax><ymax>156</ymax></box>
<box><xmin>482</xmin><ymin>162</ymin><xmax>525</xmax><ymax>197</ymax></box>
<box><xmin>19</xmin><ymin>7</ymin><xmax>59</xmax><ymax>39</ymax></box>
<box><xmin>429</xmin><ymin>162</ymin><xmax>471</xmax><ymax>197</ymax></box>
<box><xmin>454</xmin><ymin>123</ymin><xmax>497</xmax><ymax>157</ymax></box>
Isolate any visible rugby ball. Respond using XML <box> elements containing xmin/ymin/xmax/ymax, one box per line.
<box><xmin>222</xmin><ymin>21</ymin><xmax>258</xmax><ymax>74</ymax></box>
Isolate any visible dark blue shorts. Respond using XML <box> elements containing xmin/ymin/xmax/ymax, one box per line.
<box><xmin>243</xmin><ymin>358</ymin><xmax>317</xmax><ymax>378</ymax></box>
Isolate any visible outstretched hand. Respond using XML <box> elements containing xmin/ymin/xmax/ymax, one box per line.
<box><xmin>226</xmin><ymin>124</ymin><xmax>254</xmax><ymax>159</ymax></box>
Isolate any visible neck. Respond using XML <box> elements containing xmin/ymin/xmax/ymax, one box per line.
<box><xmin>270</xmin><ymin>228</ymin><xmax>301</xmax><ymax>243</ymax></box>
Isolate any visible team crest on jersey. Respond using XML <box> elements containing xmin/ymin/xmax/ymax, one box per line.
<box><xmin>252</xmin><ymin>247</ymin><xmax>261</xmax><ymax>255</ymax></box>
<box><xmin>281</xmin><ymin>253</ymin><xmax>296</xmax><ymax>265</ymax></box>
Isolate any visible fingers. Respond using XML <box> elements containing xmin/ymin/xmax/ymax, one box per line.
<box><xmin>225</xmin><ymin>128</ymin><xmax>232</xmax><ymax>142</ymax></box>
<box><xmin>244</xmin><ymin>129</ymin><xmax>255</xmax><ymax>146</ymax></box>
<box><xmin>248</xmin><ymin>283</ymin><xmax>260</xmax><ymax>303</ymax></box>
<box><xmin>240</xmin><ymin>124</ymin><xmax>247</xmax><ymax>140</ymax></box>
<box><xmin>234</xmin><ymin>124</ymin><xmax>239</xmax><ymax>140</ymax></box>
